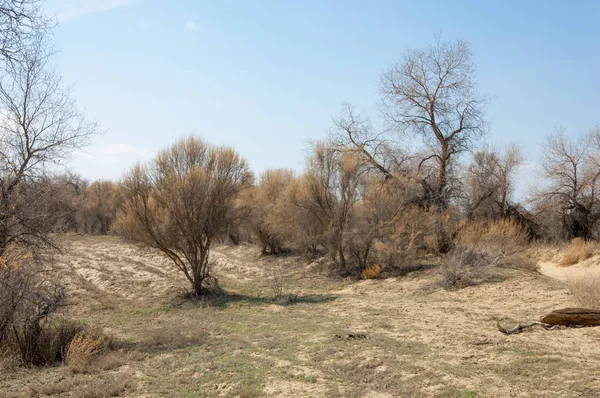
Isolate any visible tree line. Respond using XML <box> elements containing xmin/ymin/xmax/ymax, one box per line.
<box><xmin>0</xmin><ymin>1</ymin><xmax>599</xmax><ymax>367</ymax></box>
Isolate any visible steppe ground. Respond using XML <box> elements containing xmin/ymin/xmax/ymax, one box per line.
<box><xmin>2</xmin><ymin>235</ymin><xmax>600</xmax><ymax>398</ymax></box>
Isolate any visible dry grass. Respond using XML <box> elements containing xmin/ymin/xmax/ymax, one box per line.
<box><xmin>143</xmin><ymin>322</ymin><xmax>205</xmax><ymax>350</ymax></box>
<box><xmin>66</xmin><ymin>328</ymin><xmax>111</xmax><ymax>374</ymax></box>
<box><xmin>457</xmin><ymin>218</ymin><xmax>529</xmax><ymax>257</ymax></box>
<box><xmin>567</xmin><ymin>270</ymin><xmax>600</xmax><ymax>309</ymax></box>
<box><xmin>5</xmin><ymin>235</ymin><xmax>600</xmax><ymax>398</ymax></box>
<box><xmin>29</xmin><ymin>374</ymin><xmax>135</xmax><ymax>398</ymax></box>
<box><xmin>559</xmin><ymin>238</ymin><xmax>595</xmax><ymax>266</ymax></box>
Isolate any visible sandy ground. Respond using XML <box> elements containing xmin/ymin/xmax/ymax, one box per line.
<box><xmin>2</xmin><ymin>235</ymin><xmax>600</xmax><ymax>398</ymax></box>
<box><xmin>538</xmin><ymin>255</ymin><xmax>600</xmax><ymax>281</ymax></box>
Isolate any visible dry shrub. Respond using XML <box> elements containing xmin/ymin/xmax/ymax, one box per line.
<box><xmin>438</xmin><ymin>248</ymin><xmax>498</xmax><ymax>290</ymax></box>
<box><xmin>270</xmin><ymin>264</ymin><xmax>286</xmax><ymax>298</ymax></box>
<box><xmin>567</xmin><ymin>270</ymin><xmax>600</xmax><ymax>309</ymax></box>
<box><xmin>559</xmin><ymin>238</ymin><xmax>595</xmax><ymax>266</ymax></box>
<box><xmin>457</xmin><ymin>218</ymin><xmax>529</xmax><ymax>258</ymax></box>
<box><xmin>66</xmin><ymin>328</ymin><xmax>111</xmax><ymax>374</ymax></box>
<box><xmin>502</xmin><ymin>253</ymin><xmax>540</xmax><ymax>272</ymax></box>
<box><xmin>0</xmin><ymin>248</ymin><xmax>84</xmax><ymax>366</ymax></box>
<box><xmin>361</xmin><ymin>264</ymin><xmax>382</xmax><ymax>279</ymax></box>
<box><xmin>423</xmin><ymin>209</ymin><xmax>458</xmax><ymax>255</ymax></box>
<box><xmin>270</xmin><ymin>264</ymin><xmax>297</xmax><ymax>304</ymax></box>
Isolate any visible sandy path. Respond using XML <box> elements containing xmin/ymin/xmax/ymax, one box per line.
<box><xmin>538</xmin><ymin>257</ymin><xmax>600</xmax><ymax>281</ymax></box>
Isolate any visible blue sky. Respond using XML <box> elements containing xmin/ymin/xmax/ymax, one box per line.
<box><xmin>44</xmin><ymin>0</ymin><xmax>600</xmax><ymax>195</ymax></box>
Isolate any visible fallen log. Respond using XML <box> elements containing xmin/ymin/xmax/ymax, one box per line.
<box><xmin>540</xmin><ymin>308</ymin><xmax>600</xmax><ymax>326</ymax></box>
<box><xmin>497</xmin><ymin>308</ymin><xmax>600</xmax><ymax>334</ymax></box>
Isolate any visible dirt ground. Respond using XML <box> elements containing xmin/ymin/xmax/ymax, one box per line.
<box><xmin>2</xmin><ymin>235</ymin><xmax>600</xmax><ymax>398</ymax></box>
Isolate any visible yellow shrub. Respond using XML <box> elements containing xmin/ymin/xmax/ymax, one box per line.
<box><xmin>457</xmin><ymin>218</ymin><xmax>529</xmax><ymax>257</ymax></box>
<box><xmin>567</xmin><ymin>270</ymin><xmax>600</xmax><ymax>309</ymax></box>
<box><xmin>559</xmin><ymin>238</ymin><xmax>595</xmax><ymax>266</ymax></box>
<box><xmin>361</xmin><ymin>264</ymin><xmax>382</xmax><ymax>280</ymax></box>
<box><xmin>65</xmin><ymin>329</ymin><xmax>109</xmax><ymax>374</ymax></box>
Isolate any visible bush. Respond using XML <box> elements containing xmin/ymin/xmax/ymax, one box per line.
<box><xmin>66</xmin><ymin>328</ymin><xmax>111</xmax><ymax>374</ymax></box>
<box><xmin>457</xmin><ymin>218</ymin><xmax>529</xmax><ymax>258</ymax></box>
<box><xmin>361</xmin><ymin>264</ymin><xmax>382</xmax><ymax>280</ymax></box>
<box><xmin>559</xmin><ymin>238</ymin><xmax>595</xmax><ymax>266</ymax></box>
<box><xmin>0</xmin><ymin>248</ymin><xmax>80</xmax><ymax>366</ymax></box>
<box><xmin>270</xmin><ymin>264</ymin><xmax>297</xmax><ymax>304</ymax></box>
<box><xmin>438</xmin><ymin>248</ymin><xmax>498</xmax><ymax>290</ymax></box>
<box><xmin>567</xmin><ymin>270</ymin><xmax>600</xmax><ymax>309</ymax></box>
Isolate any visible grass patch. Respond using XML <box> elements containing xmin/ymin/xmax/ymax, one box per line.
<box><xmin>559</xmin><ymin>238</ymin><xmax>595</xmax><ymax>266</ymax></box>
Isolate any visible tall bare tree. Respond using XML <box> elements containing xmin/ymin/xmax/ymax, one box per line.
<box><xmin>116</xmin><ymin>136</ymin><xmax>253</xmax><ymax>296</ymax></box>
<box><xmin>531</xmin><ymin>129</ymin><xmax>600</xmax><ymax>239</ymax></box>
<box><xmin>0</xmin><ymin>36</ymin><xmax>97</xmax><ymax>255</ymax></box>
<box><xmin>379</xmin><ymin>36</ymin><xmax>488</xmax><ymax>207</ymax></box>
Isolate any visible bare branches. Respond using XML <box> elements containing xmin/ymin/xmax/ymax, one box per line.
<box><xmin>464</xmin><ymin>144</ymin><xmax>525</xmax><ymax>218</ymax></box>
<box><xmin>530</xmin><ymin>128</ymin><xmax>600</xmax><ymax>239</ymax></box>
<box><xmin>331</xmin><ymin>103</ymin><xmax>396</xmax><ymax>179</ymax></box>
<box><xmin>0</xmin><ymin>0</ymin><xmax>54</xmax><ymax>68</ymax></box>
<box><xmin>379</xmin><ymin>36</ymin><xmax>488</xmax><ymax>207</ymax></box>
<box><xmin>0</xmin><ymin>34</ymin><xmax>97</xmax><ymax>255</ymax></box>
<box><xmin>116</xmin><ymin>136</ymin><xmax>253</xmax><ymax>296</ymax></box>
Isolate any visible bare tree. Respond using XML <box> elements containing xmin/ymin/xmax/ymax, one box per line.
<box><xmin>531</xmin><ymin>129</ymin><xmax>600</xmax><ymax>240</ymax></box>
<box><xmin>379</xmin><ymin>36</ymin><xmax>488</xmax><ymax>207</ymax></box>
<box><xmin>292</xmin><ymin>142</ymin><xmax>365</xmax><ymax>272</ymax></box>
<box><xmin>464</xmin><ymin>144</ymin><xmax>524</xmax><ymax>218</ymax></box>
<box><xmin>0</xmin><ymin>36</ymin><xmax>97</xmax><ymax>255</ymax></box>
<box><xmin>116</xmin><ymin>136</ymin><xmax>253</xmax><ymax>296</ymax></box>
<box><xmin>0</xmin><ymin>0</ymin><xmax>53</xmax><ymax>66</ymax></box>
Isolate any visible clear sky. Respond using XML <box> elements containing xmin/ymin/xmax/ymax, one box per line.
<box><xmin>43</xmin><ymin>0</ymin><xmax>600</xmax><ymax>196</ymax></box>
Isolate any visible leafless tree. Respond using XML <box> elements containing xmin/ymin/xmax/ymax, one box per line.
<box><xmin>379</xmin><ymin>36</ymin><xmax>488</xmax><ymax>207</ymax></box>
<box><xmin>116</xmin><ymin>136</ymin><xmax>253</xmax><ymax>296</ymax></box>
<box><xmin>531</xmin><ymin>129</ymin><xmax>600</xmax><ymax>239</ymax></box>
<box><xmin>464</xmin><ymin>144</ymin><xmax>524</xmax><ymax>218</ymax></box>
<box><xmin>0</xmin><ymin>0</ymin><xmax>53</xmax><ymax>66</ymax></box>
<box><xmin>292</xmin><ymin>142</ymin><xmax>365</xmax><ymax>272</ymax></box>
<box><xmin>0</xmin><ymin>36</ymin><xmax>97</xmax><ymax>255</ymax></box>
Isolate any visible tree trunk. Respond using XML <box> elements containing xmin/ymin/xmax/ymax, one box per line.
<box><xmin>437</xmin><ymin>143</ymin><xmax>449</xmax><ymax>209</ymax></box>
<box><xmin>193</xmin><ymin>274</ymin><xmax>204</xmax><ymax>296</ymax></box>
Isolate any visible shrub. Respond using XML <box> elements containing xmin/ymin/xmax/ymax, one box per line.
<box><xmin>361</xmin><ymin>264</ymin><xmax>382</xmax><ymax>280</ymax></box>
<box><xmin>559</xmin><ymin>238</ymin><xmax>595</xmax><ymax>266</ymax></box>
<box><xmin>438</xmin><ymin>247</ymin><xmax>498</xmax><ymax>290</ymax></box>
<box><xmin>567</xmin><ymin>270</ymin><xmax>600</xmax><ymax>309</ymax></box>
<box><xmin>457</xmin><ymin>218</ymin><xmax>529</xmax><ymax>258</ymax></box>
<box><xmin>270</xmin><ymin>264</ymin><xmax>296</xmax><ymax>304</ymax></box>
<box><xmin>0</xmin><ymin>248</ymin><xmax>80</xmax><ymax>366</ymax></box>
<box><xmin>66</xmin><ymin>328</ymin><xmax>111</xmax><ymax>374</ymax></box>
<box><xmin>116</xmin><ymin>136</ymin><xmax>253</xmax><ymax>296</ymax></box>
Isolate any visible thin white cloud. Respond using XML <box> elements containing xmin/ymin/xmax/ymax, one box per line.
<box><xmin>45</xmin><ymin>0</ymin><xmax>139</xmax><ymax>22</ymax></box>
<box><xmin>185</xmin><ymin>21</ymin><xmax>199</xmax><ymax>31</ymax></box>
